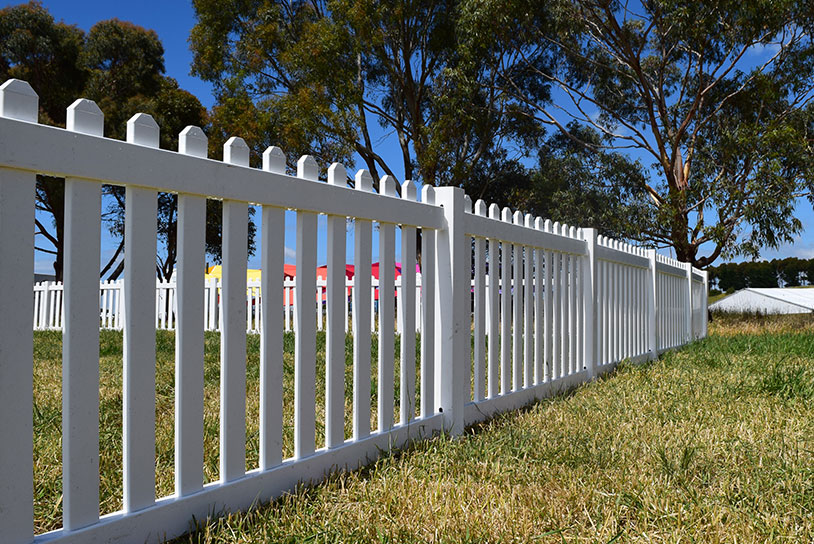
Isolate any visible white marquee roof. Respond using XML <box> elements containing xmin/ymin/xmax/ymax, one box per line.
<box><xmin>710</xmin><ymin>287</ymin><xmax>814</xmax><ymax>313</ymax></box>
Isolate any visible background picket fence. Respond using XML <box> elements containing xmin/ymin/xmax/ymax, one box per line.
<box><xmin>33</xmin><ymin>276</ymin><xmax>426</xmax><ymax>334</ymax></box>
<box><xmin>0</xmin><ymin>78</ymin><xmax>707</xmax><ymax>544</ymax></box>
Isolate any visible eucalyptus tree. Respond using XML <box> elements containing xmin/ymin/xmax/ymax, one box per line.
<box><xmin>0</xmin><ymin>2</ymin><xmax>215</xmax><ymax>280</ymax></box>
<box><xmin>476</xmin><ymin>0</ymin><xmax>814</xmax><ymax>266</ymax></box>
<box><xmin>190</xmin><ymin>0</ymin><xmax>541</xmax><ymax>193</ymax></box>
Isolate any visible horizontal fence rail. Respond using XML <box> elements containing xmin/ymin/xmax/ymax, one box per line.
<box><xmin>0</xmin><ymin>78</ymin><xmax>708</xmax><ymax>544</ymax></box>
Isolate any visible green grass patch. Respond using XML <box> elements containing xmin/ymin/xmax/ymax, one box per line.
<box><xmin>32</xmin><ymin>329</ymin><xmax>421</xmax><ymax>534</ymax></box>
<box><xmin>32</xmin><ymin>314</ymin><xmax>814</xmax><ymax>542</ymax></box>
<box><xmin>174</xmin><ymin>314</ymin><xmax>814</xmax><ymax>543</ymax></box>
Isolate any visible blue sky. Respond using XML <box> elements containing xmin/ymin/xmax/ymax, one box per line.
<box><xmin>18</xmin><ymin>0</ymin><xmax>814</xmax><ymax>273</ymax></box>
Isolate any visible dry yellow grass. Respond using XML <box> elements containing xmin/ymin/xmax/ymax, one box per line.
<box><xmin>32</xmin><ymin>314</ymin><xmax>814</xmax><ymax>542</ymax></box>
<box><xmin>176</xmin><ymin>314</ymin><xmax>814</xmax><ymax>543</ymax></box>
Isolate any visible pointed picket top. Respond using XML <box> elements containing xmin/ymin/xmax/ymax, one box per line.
<box><xmin>552</xmin><ymin>221</ymin><xmax>560</xmax><ymax>234</ymax></box>
<box><xmin>262</xmin><ymin>146</ymin><xmax>286</xmax><ymax>174</ymax></box>
<box><xmin>524</xmin><ymin>213</ymin><xmax>533</xmax><ymax>228</ymax></box>
<box><xmin>577</xmin><ymin>227</ymin><xmax>582</xmax><ymax>239</ymax></box>
<box><xmin>535</xmin><ymin>217</ymin><xmax>543</xmax><ymax>230</ymax></box>
<box><xmin>296</xmin><ymin>155</ymin><xmax>318</xmax><ymax>180</ymax></box>
<box><xmin>561</xmin><ymin>224</ymin><xmax>569</xmax><ymax>236</ymax></box>
<box><xmin>464</xmin><ymin>194</ymin><xmax>472</xmax><ymax>213</ymax></box>
<box><xmin>178</xmin><ymin>126</ymin><xmax>207</xmax><ymax>158</ymax></box>
<box><xmin>502</xmin><ymin>207</ymin><xmax>512</xmax><ymax>223</ymax></box>
<box><xmin>380</xmin><ymin>175</ymin><xmax>398</xmax><ymax>197</ymax></box>
<box><xmin>421</xmin><ymin>183</ymin><xmax>435</xmax><ymax>205</ymax></box>
<box><xmin>127</xmin><ymin>112</ymin><xmax>159</xmax><ymax>147</ymax></box>
<box><xmin>513</xmin><ymin>210</ymin><xmax>523</xmax><ymax>226</ymax></box>
<box><xmin>328</xmin><ymin>163</ymin><xmax>347</xmax><ymax>187</ymax></box>
<box><xmin>402</xmin><ymin>180</ymin><xmax>417</xmax><ymax>201</ymax></box>
<box><xmin>488</xmin><ymin>203</ymin><xmax>500</xmax><ymax>220</ymax></box>
<box><xmin>0</xmin><ymin>78</ymin><xmax>38</xmax><ymax>122</ymax></box>
<box><xmin>67</xmin><ymin>98</ymin><xmax>103</xmax><ymax>136</ymax></box>
<box><xmin>223</xmin><ymin>136</ymin><xmax>249</xmax><ymax>166</ymax></box>
<box><xmin>544</xmin><ymin>219</ymin><xmax>551</xmax><ymax>233</ymax></box>
<box><xmin>569</xmin><ymin>226</ymin><xmax>576</xmax><ymax>238</ymax></box>
<box><xmin>356</xmin><ymin>169</ymin><xmax>374</xmax><ymax>193</ymax></box>
<box><xmin>475</xmin><ymin>199</ymin><xmax>487</xmax><ymax>216</ymax></box>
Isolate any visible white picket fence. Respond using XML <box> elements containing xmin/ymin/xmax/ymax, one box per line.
<box><xmin>33</xmin><ymin>276</ymin><xmax>425</xmax><ymax>334</ymax></box>
<box><xmin>0</xmin><ymin>78</ymin><xmax>708</xmax><ymax>544</ymax></box>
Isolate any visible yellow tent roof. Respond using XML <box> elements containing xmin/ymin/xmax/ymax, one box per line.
<box><xmin>205</xmin><ymin>265</ymin><xmax>262</xmax><ymax>282</ymax></box>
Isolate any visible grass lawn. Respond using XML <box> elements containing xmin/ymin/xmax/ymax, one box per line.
<box><xmin>33</xmin><ymin>314</ymin><xmax>814</xmax><ymax>542</ymax></box>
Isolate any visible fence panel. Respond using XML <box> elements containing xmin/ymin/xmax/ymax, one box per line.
<box><xmin>2</xmin><ymin>77</ymin><xmax>707</xmax><ymax>544</ymax></box>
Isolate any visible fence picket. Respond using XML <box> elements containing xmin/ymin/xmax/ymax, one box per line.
<box><xmin>473</xmin><ymin>201</ymin><xmax>487</xmax><ymax>401</ymax></box>
<box><xmin>175</xmin><ymin>126</ymin><xmax>207</xmax><ymax>495</ymax></box>
<box><xmin>260</xmin><ymin>146</ymin><xmax>286</xmax><ymax>469</ymax></box>
<box><xmin>400</xmin><ymin>181</ymin><xmax>418</xmax><ymax>421</ymax></box>
<box><xmin>294</xmin><ymin>155</ymin><xmax>319</xmax><ymax>458</ymax></box>
<box><xmin>123</xmin><ymin>113</ymin><xmax>159</xmax><ymax>513</ymax></box>
<box><xmin>500</xmin><ymin>208</ymin><xmax>512</xmax><ymax>394</ymax></box>
<box><xmin>353</xmin><ymin>170</ymin><xmax>374</xmax><ymax>438</ymax></box>
<box><xmin>326</xmin><ymin>163</ymin><xmax>347</xmax><ymax>448</ymax></box>
<box><xmin>421</xmin><ymin>186</ymin><xmax>437</xmax><ymax>417</ymax></box>
<box><xmin>220</xmin><ymin>137</ymin><xmax>250</xmax><ymax>479</ymax></box>
<box><xmin>378</xmin><ymin>175</ymin><xmax>397</xmax><ymax>432</ymax></box>
<box><xmin>512</xmin><ymin>211</ymin><xmax>523</xmax><ymax>391</ymax></box>
<box><xmin>534</xmin><ymin>218</ymin><xmax>544</xmax><ymax>384</ymax></box>
<box><xmin>487</xmin><ymin>204</ymin><xmax>500</xmax><ymax>397</ymax></box>
<box><xmin>523</xmin><ymin>214</ymin><xmax>534</xmax><ymax>388</ymax></box>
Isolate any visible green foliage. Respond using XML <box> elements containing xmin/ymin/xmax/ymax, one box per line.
<box><xmin>0</xmin><ymin>2</ymin><xmax>250</xmax><ymax>280</ymax></box>
<box><xmin>469</xmin><ymin>0</ymin><xmax>814</xmax><ymax>267</ymax></box>
<box><xmin>190</xmin><ymin>0</ymin><xmax>542</xmax><ymax>191</ymax></box>
<box><xmin>708</xmin><ymin>257</ymin><xmax>814</xmax><ymax>290</ymax></box>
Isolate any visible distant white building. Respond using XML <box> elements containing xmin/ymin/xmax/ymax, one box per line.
<box><xmin>709</xmin><ymin>288</ymin><xmax>814</xmax><ymax>314</ymax></box>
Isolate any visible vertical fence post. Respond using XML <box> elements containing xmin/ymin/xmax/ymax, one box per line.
<box><xmin>581</xmin><ymin>229</ymin><xmax>597</xmax><ymax>380</ymax></box>
<box><xmin>0</xmin><ymin>78</ymin><xmax>36</xmax><ymax>544</ymax></box>
<box><xmin>685</xmin><ymin>262</ymin><xmax>693</xmax><ymax>344</ymax></box>
<box><xmin>702</xmin><ymin>270</ymin><xmax>709</xmax><ymax>338</ymax></box>
<box><xmin>434</xmin><ymin>187</ymin><xmax>468</xmax><ymax>435</ymax></box>
<box><xmin>647</xmin><ymin>249</ymin><xmax>658</xmax><ymax>359</ymax></box>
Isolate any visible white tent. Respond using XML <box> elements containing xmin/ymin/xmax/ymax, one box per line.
<box><xmin>709</xmin><ymin>288</ymin><xmax>814</xmax><ymax>314</ymax></box>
